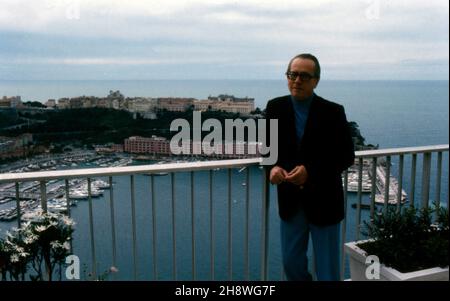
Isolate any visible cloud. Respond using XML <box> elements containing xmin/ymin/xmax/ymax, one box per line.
<box><xmin>1</xmin><ymin>56</ymin><xmax>242</xmax><ymax>65</ymax></box>
<box><xmin>0</xmin><ymin>0</ymin><xmax>448</xmax><ymax>79</ymax></box>
<box><xmin>1</xmin><ymin>1</ymin><xmax>444</xmax><ymax>39</ymax></box>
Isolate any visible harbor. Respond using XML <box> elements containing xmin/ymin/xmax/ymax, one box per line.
<box><xmin>0</xmin><ymin>153</ymin><xmax>132</xmax><ymax>221</ymax></box>
<box><xmin>0</xmin><ymin>151</ymin><xmax>207</xmax><ymax>222</ymax></box>
<box><xmin>345</xmin><ymin>158</ymin><xmax>407</xmax><ymax>206</ymax></box>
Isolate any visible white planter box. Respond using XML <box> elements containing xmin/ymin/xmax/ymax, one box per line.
<box><xmin>345</xmin><ymin>241</ymin><xmax>449</xmax><ymax>281</ymax></box>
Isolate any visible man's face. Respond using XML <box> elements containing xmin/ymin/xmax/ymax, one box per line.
<box><xmin>287</xmin><ymin>58</ymin><xmax>319</xmax><ymax>101</ymax></box>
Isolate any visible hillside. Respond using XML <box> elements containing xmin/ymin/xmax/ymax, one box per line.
<box><xmin>0</xmin><ymin>108</ymin><xmax>372</xmax><ymax>149</ymax></box>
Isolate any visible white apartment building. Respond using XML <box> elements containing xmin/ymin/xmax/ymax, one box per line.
<box><xmin>127</xmin><ymin>97</ymin><xmax>158</xmax><ymax>113</ymax></box>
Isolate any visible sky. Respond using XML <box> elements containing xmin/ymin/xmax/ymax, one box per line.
<box><xmin>0</xmin><ymin>0</ymin><xmax>448</xmax><ymax>80</ymax></box>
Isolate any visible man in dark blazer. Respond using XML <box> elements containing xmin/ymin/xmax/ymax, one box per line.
<box><xmin>265</xmin><ymin>54</ymin><xmax>355</xmax><ymax>281</ymax></box>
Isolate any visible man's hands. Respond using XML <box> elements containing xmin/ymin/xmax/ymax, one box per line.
<box><xmin>269</xmin><ymin>166</ymin><xmax>288</xmax><ymax>185</ymax></box>
<box><xmin>285</xmin><ymin>165</ymin><xmax>308</xmax><ymax>187</ymax></box>
<box><xmin>269</xmin><ymin>165</ymin><xmax>308</xmax><ymax>187</ymax></box>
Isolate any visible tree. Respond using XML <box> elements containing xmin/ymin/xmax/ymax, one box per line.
<box><xmin>23</xmin><ymin>101</ymin><xmax>46</xmax><ymax>108</ymax></box>
<box><xmin>251</xmin><ymin>107</ymin><xmax>262</xmax><ymax>114</ymax></box>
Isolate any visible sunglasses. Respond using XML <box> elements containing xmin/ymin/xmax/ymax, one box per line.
<box><xmin>285</xmin><ymin>71</ymin><xmax>316</xmax><ymax>82</ymax></box>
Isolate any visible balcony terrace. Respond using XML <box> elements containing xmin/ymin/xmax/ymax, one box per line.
<box><xmin>0</xmin><ymin>144</ymin><xmax>448</xmax><ymax>280</ymax></box>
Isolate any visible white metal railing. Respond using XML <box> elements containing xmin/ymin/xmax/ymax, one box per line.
<box><xmin>0</xmin><ymin>158</ymin><xmax>264</xmax><ymax>280</ymax></box>
<box><xmin>0</xmin><ymin>145</ymin><xmax>448</xmax><ymax>280</ymax></box>
<box><xmin>341</xmin><ymin>144</ymin><xmax>449</xmax><ymax>280</ymax></box>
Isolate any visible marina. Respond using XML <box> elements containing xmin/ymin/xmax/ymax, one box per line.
<box><xmin>0</xmin><ymin>153</ymin><xmax>132</xmax><ymax>221</ymax></box>
<box><xmin>344</xmin><ymin>158</ymin><xmax>407</xmax><ymax>206</ymax></box>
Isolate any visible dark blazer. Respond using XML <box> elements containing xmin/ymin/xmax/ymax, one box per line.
<box><xmin>265</xmin><ymin>94</ymin><xmax>355</xmax><ymax>225</ymax></box>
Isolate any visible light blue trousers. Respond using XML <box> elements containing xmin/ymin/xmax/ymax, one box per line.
<box><xmin>280</xmin><ymin>208</ymin><xmax>341</xmax><ymax>281</ymax></box>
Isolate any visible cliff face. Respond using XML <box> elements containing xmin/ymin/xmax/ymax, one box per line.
<box><xmin>348</xmin><ymin>121</ymin><xmax>377</xmax><ymax>151</ymax></box>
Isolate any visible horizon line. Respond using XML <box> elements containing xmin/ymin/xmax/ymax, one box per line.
<box><xmin>1</xmin><ymin>78</ymin><xmax>449</xmax><ymax>81</ymax></box>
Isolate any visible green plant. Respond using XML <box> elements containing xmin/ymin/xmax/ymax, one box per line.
<box><xmin>359</xmin><ymin>203</ymin><xmax>449</xmax><ymax>273</ymax></box>
<box><xmin>0</xmin><ymin>235</ymin><xmax>30</xmax><ymax>280</ymax></box>
<box><xmin>0</xmin><ymin>211</ymin><xmax>75</xmax><ymax>281</ymax></box>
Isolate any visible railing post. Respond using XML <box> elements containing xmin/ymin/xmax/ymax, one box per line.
<box><xmin>87</xmin><ymin>177</ymin><xmax>97</xmax><ymax>279</ymax></box>
<box><xmin>130</xmin><ymin>175</ymin><xmax>138</xmax><ymax>280</ymax></box>
<box><xmin>108</xmin><ymin>176</ymin><xmax>117</xmax><ymax>280</ymax></box>
<box><xmin>370</xmin><ymin>157</ymin><xmax>377</xmax><ymax>220</ymax></box>
<box><xmin>383</xmin><ymin>156</ymin><xmax>391</xmax><ymax>213</ymax></box>
<box><xmin>191</xmin><ymin>171</ymin><xmax>196</xmax><ymax>280</ymax></box>
<box><xmin>171</xmin><ymin>172</ymin><xmax>177</xmax><ymax>280</ymax></box>
<box><xmin>65</xmin><ymin>179</ymin><xmax>73</xmax><ymax>254</ymax></box>
<box><xmin>151</xmin><ymin>175</ymin><xmax>158</xmax><ymax>280</ymax></box>
<box><xmin>355</xmin><ymin>158</ymin><xmax>363</xmax><ymax>241</ymax></box>
<box><xmin>40</xmin><ymin>181</ymin><xmax>47</xmax><ymax>212</ymax></box>
<box><xmin>421</xmin><ymin>152</ymin><xmax>432</xmax><ymax>208</ymax></box>
<box><xmin>40</xmin><ymin>180</ymin><xmax>50</xmax><ymax>280</ymax></box>
<box><xmin>261</xmin><ymin>167</ymin><xmax>270</xmax><ymax>281</ymax></box>
<box><xmin>64</xmin><ymin>179</ymin><xmax>71</xmax><ymax>217</ymax></box>
<box><xmin>340</xmin><ymin>170</ymin><xmax>348</xmax><ymax>281</ymax></box>
<box><xmin>435</xmin><ymin>152</ymin><xmax>442</xmax><ymax>209</ymax></box>
<box><xmin>245</xmin><ymin>167</ymin><xmax>250</xmax><ymax>280</ymax></box>
<box><xmin>15</xmin><ymin>182</ymin><xmax>21</xmax><ymax>228</ymax></box>
<box><xmin>397</xmin><ymin>155</ymin><xmax>404</xmax><ymax>213</ymax></box>
<box><xmin>410</xmin><ymin>154</ymin><xmax>417</xmax><ymax>208</ymax></box>
<box><xmin>227</xmin><ymin>169</ymin><xmax>232</xmax><ymax>280</ymax></box>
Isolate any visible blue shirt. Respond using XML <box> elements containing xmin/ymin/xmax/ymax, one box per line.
<box><xmin>291</xmin><ymin>94</ymin><xmax>314</xmax><ymax>143</ymax></box>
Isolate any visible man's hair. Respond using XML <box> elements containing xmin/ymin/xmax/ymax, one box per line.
<box><xmin>286</xmin><ymin>53</ymin><xmax>321</xmax><ymax>78</ymax></box>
